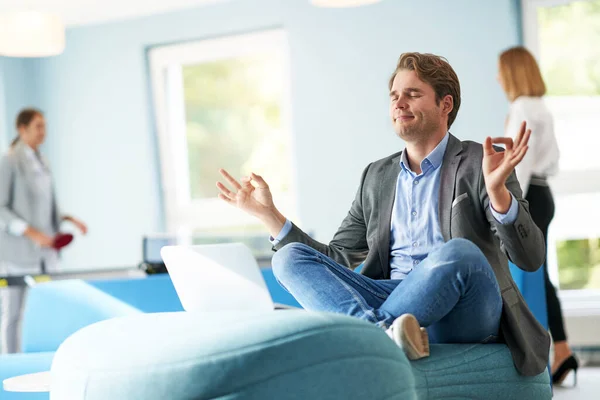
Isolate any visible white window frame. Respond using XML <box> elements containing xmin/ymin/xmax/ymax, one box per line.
<box><xmin>521</xmin><ymin>0</ymin><xmax>575</xmax><ymax>57</ymax></box>
<box><xmin>148</xmin><ymin>29</ymin><xmax>296</xmax><ymax>235</ymax></box>
<box><xmin>522</xmin><ymin>0</ymin><xmax>600</xmax><ymax>195</ymax></box>
<box><xmin>522</xmin><ymin>0</ymin><xmax>600</xmax><ymax>308</ymax></box>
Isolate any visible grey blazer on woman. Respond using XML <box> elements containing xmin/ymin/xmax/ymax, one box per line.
<box><xmin>273</xmin><ymin>134</ymin><xmax>550</xmax><ymax>376</ymax></box>
<box><xmin>0</xmin><ymin>142</ymin><xmax>61</xmax><ymax>269</ymax></box>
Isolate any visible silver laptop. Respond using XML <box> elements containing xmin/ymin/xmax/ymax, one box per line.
<box><xmin>160</xmin><ymin>243</ymin><xmax>276</xmax><ymax>312</ymax></box>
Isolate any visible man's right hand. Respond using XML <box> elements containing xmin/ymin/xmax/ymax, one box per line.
<box><xmin>24</xmin><ymin>227</ymin><xmax>54</xmax><ymax>248</ymax></box>
<box><xmin>216</xmin><ymin>169</ymin><xmax>286</xmax><ymax>237</ymax></box>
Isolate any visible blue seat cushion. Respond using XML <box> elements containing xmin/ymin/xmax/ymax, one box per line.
<box><xmin>411</xmin><ymin>344</ymin><xmax>551</xmax><ymax>399</ymax></box>
<box><xmin>88</xmin><ymin>275</ymin><xmax>184</xmax><ymax>313</ymax></box>
<box><xmin>22</xmin><ymin>280</ymin><xmax>141</xmax><ymax>353</ymax></box>
<box><xmin>50</xmin><ymin>311</ymin><xmax>415</xmax><ymax>400</ymax></box>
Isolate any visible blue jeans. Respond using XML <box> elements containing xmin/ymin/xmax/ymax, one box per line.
<box><xmin>272</xmin><ymin>238</ymin><xmax>502</xmax><ymax>344</ymax></box>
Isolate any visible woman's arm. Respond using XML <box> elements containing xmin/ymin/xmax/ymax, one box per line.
<box><xmin>0</xmin><ymin>154</ymin><xmax>54</xmax><ymax>247</ymax></box>
<box><xmin>0</xmin><ymin>155</ymin><xmax>24</xmax><ymax>229</ymax></box>
<box><xmin>62</xmin><ymin>215</ymin><xmax>88</xmax><ymax>234</ymax></box>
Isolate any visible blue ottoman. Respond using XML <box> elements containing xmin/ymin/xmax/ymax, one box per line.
<box><xmin>412</xmin><ymin>344</ymin><xmax>551</xmax><ymax>399</ymax></box>
<box><xmin>49</xmin><ymin>311</ymin><xmax>550</xmax><ymax>399</ymax></box>
<box><xmin>50</xmin><ymin>311</ymin><xmax>416</xmax><ymax>399</ymax></box>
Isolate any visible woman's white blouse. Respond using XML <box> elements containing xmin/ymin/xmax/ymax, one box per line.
<box><xmin>505</xmin><ymin>96</ymin><xmax>560</xmax><ymax>196</ymax></box>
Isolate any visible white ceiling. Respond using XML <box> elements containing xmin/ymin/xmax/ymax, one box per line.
<box><xmin>0</xmin><ymin>0</ymin><xmax>227</xmax><ymax>27</ymax></box>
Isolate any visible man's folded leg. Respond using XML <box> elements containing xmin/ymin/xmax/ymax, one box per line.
<box><xmin>380</xmin><ymin>238</ymin><xmax>503</xmax><ymax>345</ymax></box>
<box><xmin>271</xmin><ymin>242</ymin><xmax>400</xmax><ymax>327</ymax></box>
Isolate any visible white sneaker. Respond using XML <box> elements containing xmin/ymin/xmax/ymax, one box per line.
<box><xmin>385</xmin><ymin>314</ymin><xmax>430</xmax><ymax>360</ymax></box>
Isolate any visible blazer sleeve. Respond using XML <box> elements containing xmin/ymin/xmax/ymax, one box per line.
<box><xmin>479</xmin><ymin>166</ymin><xmax>546</xmax><ymax>272</ymax></box>
<box><xmin>272</xmin><ymin>163</ymin><xmax>371</xmax><ymax>270</ymax></box>
<box><xmin>0</xmin><ymin>154</ymin><xmax>24</xmax><ymax>231</ymax></box>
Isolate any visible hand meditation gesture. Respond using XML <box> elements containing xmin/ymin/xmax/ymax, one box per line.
<box><xmin>482</xmin><ymin>121</ymin><xmax>531</xmax><ymax>213</ymax></box>
<box><xmin>216</xmin><ymin>169</ymin><xmax>286</xmax><ymax>237</ymax></box>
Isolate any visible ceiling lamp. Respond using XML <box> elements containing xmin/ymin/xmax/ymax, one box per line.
<box><xmin>311</xmin><ymin>0</ymin><xmax>382</xmax><ymax>7</ymax></box>
<box><xmin>0</xmin><ymin>11</ymin><xmax>65</xmax><ymax>57</ymax></box>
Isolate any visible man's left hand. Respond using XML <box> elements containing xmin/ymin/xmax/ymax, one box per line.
<box><xmin>482</xmin><ymin>121</ymin><xmax>531</xmax><ymax>212</ymax></box>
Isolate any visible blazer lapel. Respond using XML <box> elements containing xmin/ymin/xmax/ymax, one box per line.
<box><xmin>377</xmin><ymin>154</ymin><xmax>401</xmax><ymax>279</ymax></box>
<box><xmin>438</xmin><ymin>134</ymin><xmax>464</xmax><ymax>241</ymax></box>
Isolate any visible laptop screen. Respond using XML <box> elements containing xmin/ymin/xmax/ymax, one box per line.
<box><xmin>143</xmin><ymin>236</ymin><xmax>176</xmax><ymax>264</ymax></box>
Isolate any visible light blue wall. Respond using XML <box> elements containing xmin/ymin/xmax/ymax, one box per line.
<box><xmin>0</xmin><ymin>61</ymin><xmax>6</xmax><ymax>152</ymax></box>
<box><xmin>1</xmin><ymin>0</ymin><xmax>521</xmax><ymax>270</ymax></box>
<box><xmin>0</xmin><ymin>57</ymin><xmax>37</xmax><ymax>151</ymax></box>
<box><xmin>512</xmin><ymin>0</ymin><xmax>524</xmax><ymax>45</ymax></box>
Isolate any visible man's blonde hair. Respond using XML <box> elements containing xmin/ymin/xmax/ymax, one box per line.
<box><xmin>389</xmin><ymin>52</ymin><xmax>461</xmax><ymax>129</ymax></box>
<box><xmin>499</xmin><ymin>46</ymin><xmax>546</xmax><ymax>101</ymax></box>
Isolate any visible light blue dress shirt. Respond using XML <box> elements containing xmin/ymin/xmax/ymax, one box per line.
<box><xmin>272</xmin><ymin>133</ymin><xmax>518</xmax><ymax>280</ymax></box>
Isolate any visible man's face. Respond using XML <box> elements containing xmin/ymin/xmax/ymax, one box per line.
<box><xmin>389</xmin><ymin>69</ymin><xmax>447</xmax><ymax>143</ymax></box>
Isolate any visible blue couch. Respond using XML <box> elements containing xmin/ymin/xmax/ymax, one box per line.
<box><xmin>48</xmin><ymin>310</ymin><xmax>551</xmax><ymax>400</ymax></box>
<box><xmin>0</xmin><ymin>270</ymin><xmax>299</xmax><ymax>399</ymax></box>
<box><xmin>1</xmin><ymin>266</ymin><xmax>550</xmax><ymax>399</ymax></box>
<box><xmin>1</xmin><ymin>278</ymin><xmax>147</xmax><ymax>400</ymax></box>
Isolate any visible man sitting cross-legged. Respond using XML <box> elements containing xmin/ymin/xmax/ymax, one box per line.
<box><xmin>217</xmin><ymin>52</ymin><xmax>550</xmax><ymax>377</ymax></box>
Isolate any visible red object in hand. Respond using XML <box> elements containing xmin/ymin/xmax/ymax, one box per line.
<box><xmin>53</xmin><ymin>233</ymin><xmax>73</xmax><ymax>250</ymax></box>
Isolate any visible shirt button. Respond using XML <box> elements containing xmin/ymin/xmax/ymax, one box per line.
<box><xmin>412</xmin><ymin>242</ymin><xmax>418</xmax><ymax>247</ymax></box>
<box><xmin>413</xmin><ymin>260</ymin><xmax>419</xmax><ymax>265</ymax></box>
<box><xmin>412</xmin><ymin>211</ymin><xmax>417</xmax><ymax>217</ymax></box>
<box><xmin>414</xmin><ymin>180</ymin><xmax>419</xmax><ymax>185</ymax></box>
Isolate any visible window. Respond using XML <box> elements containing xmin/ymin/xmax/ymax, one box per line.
<box><xmin>149</xmin><ymin>29</ymin><xmax>296</xmax><ymax>242</ymax></box>
<box><xmin>523</xmin><ymin>0</ymin><xmax>600</xmax><ymax>291</ymax></box>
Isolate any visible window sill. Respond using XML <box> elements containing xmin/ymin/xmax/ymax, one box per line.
<box><xmin>559</xmin><ymin>289</ymin><xmax>600</xmax><ymax>316</ymax></box>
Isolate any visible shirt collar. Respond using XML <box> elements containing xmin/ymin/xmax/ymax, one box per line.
<box><xmin>22</xmin><ymin>143</ymin><xmax>46</xmax><ymax>168</ymax></box>
<box><xmin>400</xmin><ymin>132</ymin><xmax>449</xmax><ymax>173</ymax></box>
<box><xmin>23</xmin><ymin>144</ymin><xmax>36</xmax><ymax>158</ymax></box>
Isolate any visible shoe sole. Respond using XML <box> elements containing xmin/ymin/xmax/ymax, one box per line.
<box><xmin>397</xmin><ymin>314</ymin><xmax>430</xmax><ymax>360</ymax></box>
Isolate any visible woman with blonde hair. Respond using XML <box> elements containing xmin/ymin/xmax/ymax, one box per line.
<box><xmin>0</xmin><ymin>108</ymin><xmax>87</xmax><ymax>353</ymax></box>
<box><xmin>498</xmin><ymin>46</ymin><xmax>577</xmax><ymax>385</ymax></box>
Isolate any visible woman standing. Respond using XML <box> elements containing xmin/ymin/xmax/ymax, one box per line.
<box><xmin>0</xmin><ymin>108</ymin><xmax>87</xmax><ymax>353</ymax></box>
<box><xmin>498</xmin><ymin>47</ymin><xmax>577</xmax><ymax>385</ymax></box>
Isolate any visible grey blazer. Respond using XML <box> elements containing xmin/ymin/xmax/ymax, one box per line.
<box><xmin>0</xmin><ymin>142</ymin><xmax>61</xmax><ymax>268</ymax></box>
<box><xmin>274</xmin><ymin>134</ymin><xmax>550</xmax><ymax>376</ymax></box>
